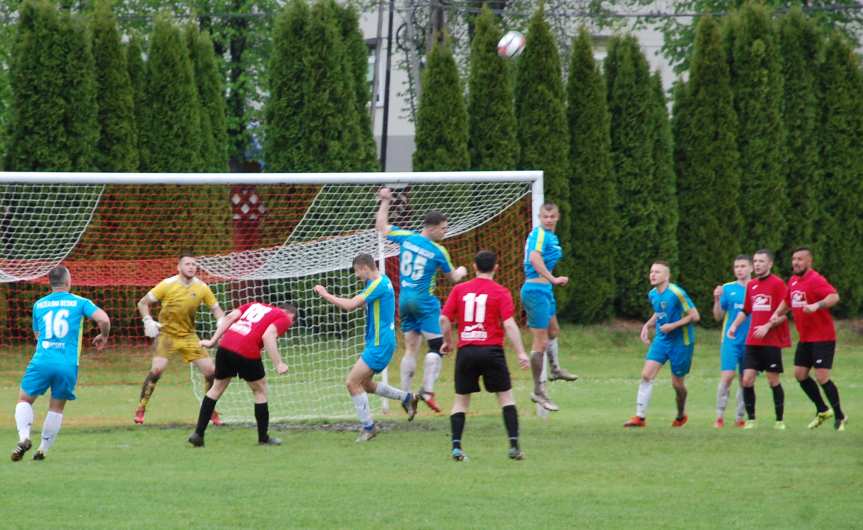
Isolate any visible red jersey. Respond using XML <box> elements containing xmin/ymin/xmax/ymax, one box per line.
<box><xmin>219</xmin><ymin>302</ymin><xmax>293</xmax><ymax>359</ymax></box>
<box><xmin>743</xmin><ymin>274</ymin><xmax>791</xmax><ymax>348</ymax></box>
<box><xmin>442</xmin><ymin>277</ymin><xmax>514</xmax><ymax>348</ymax></box>
<box><xmin>787</xmin><ymin>269</ymin><xmax>837</xmax><ymax>342</ymax></box>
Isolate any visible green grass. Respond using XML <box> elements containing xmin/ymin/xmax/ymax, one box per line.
<box><xmin>1</xmin><ymin>323</ymin><xmax>862</xmax><ymax>529</ymax></box>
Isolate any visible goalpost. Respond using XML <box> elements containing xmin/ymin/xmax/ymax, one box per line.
<box><xmin>0</xmin><ymin>171</ymin><xmax>543</xmax><ymax>422</ymax></box>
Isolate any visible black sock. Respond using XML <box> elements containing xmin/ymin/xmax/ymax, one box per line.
<box><xmin>255</xmin><ymin>402</ymin><xmax>269</xmax><ymax>443</ymax></box>
<box><xmin>743</xmin><ymin>386</ymin><xmax>756</xmax><ymax>420</ymax></box>
<box><xmin>771</xmin><ymin>384</ymin><xmax>784</xmax><ymax>421</ymax></box>
<box><xmin>195</xmin><ymin>396</ymin><xmax>217</xmax><ymax>436</ymax></box>
<box><xmin>450</xmin><ymin>412</ymin><xmax>465</xmax><ymax>450</ymax></box>
<box><xmin>502</xmin><ymin>405</ymin><xmax>519</xmax><ymax>449</ymax></box>
<box><xmin>820</xmin><ymin>380</ymin><xmax>845</xmax><ymax>420</ymax></box>
<box><xmin>798</xmin><ymin>377</ymin><xmax>828</xmax><ymax>413</ymax></box>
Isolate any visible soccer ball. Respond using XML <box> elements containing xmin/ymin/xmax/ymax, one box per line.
<box><xmin>497</xmin><ymin>31</ymin><xmax>526</xmax><ymax>58</ymax></box>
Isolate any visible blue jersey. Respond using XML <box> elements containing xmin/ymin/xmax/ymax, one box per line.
<box><xmin>32</xmin><ymin>291</ymin><xmax>98</xmax><ymax>367</ymax></box>
<box><xmin>523</xmin><ymin>227</ymin><xmax>563</xmax><ymax>280</ymax></box>
<box><xmin>386</xmin><ymin>226</ymin><xmax>454</xmax><ymax>295</ymax></box>
<box><xmin>649</xmin><ymin>283</ymin><xmax>697</xmax><ymax>347</ymax></box>
<box><xmin>357</xmin><ymin>274</ymin><xmax>396</xmax><ymax>347</ymax></box>
<box><xmin>720</xmin><ymin>281</ymin><xmax>749</xmax><ymax>347</ymax></box>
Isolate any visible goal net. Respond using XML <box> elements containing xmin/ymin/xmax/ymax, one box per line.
<box><xmin>0</xmin><ymin>172</ymin><xmax>540</xmax><ymax>422</ymax></box>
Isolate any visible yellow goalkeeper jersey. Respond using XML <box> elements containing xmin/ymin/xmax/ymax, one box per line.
<box><xmin>149</xmin><ymin>276</ymin><xmax>217</xmax><ymax>337</ymax></box>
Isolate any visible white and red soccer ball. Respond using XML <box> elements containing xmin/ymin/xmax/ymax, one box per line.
<box><xmin>497</xmin><ymin>30</ymin><xmax>526</xmax><ymax>59</ymax></box>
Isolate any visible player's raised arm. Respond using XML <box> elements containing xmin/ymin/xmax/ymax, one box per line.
<box><xmin>375</xmin><ymin>187</ymin><xmax>393</xmax><ymax>234</ymax></box>
<box><xmin>201</xmin><ymin>308</ymin><xmax>241</xmax><ymax>348</ymax></box>
<box><xmin>314</xmin><ymin>285</ymin><xmax>364</xmax><ymax>312</ymax></box>
<box><xmin>502</xmin><ymin>317</ymin><xmax>530</xmax><ymax>370</ymax></box>
<box><xmin>262</xmin><ymin>324</ymin><xmax>289</xmax><ymax>374</ymax></box>
<box><xmin>90</xmin><ymin>308</ymin><xmax>111</xmax><ymax>350</ymax></box>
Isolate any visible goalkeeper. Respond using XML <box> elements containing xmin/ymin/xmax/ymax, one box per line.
<box><xmin>376</xmin><ymin>187</ymin><xmax>467</xmax><ymax>412</ymax></box>
<box><xmin>134</xmin><ymin>252</ymin><xmax>225</xmax><ymax>425</ymax></box>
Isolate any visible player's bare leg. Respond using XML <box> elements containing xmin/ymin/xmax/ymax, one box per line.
<box><xmin>671</xmin><ymin>375</ymin><xmax>688</xmax><ymax>427</ymax></box>
<box><xmin>135</xmin><ymin>355</ymin><xmax>168</xmax><ymax>424</ymax></box>
<box><xmin>546</xmin><ymin>317</ymin><xmax>577</xmax><ymax>382</ymax></box>
<box><xmin>625</xmin><ymin>360</ymin><xmax>661</xmax><ymax>427</ymax></box>
<box><xmin>496</xmin><ymin>390</ymin><xmax>523</xmax><ymax>460</ymax></box>
<box><xmin>193</xmin><ymin>357</ymin><xmax>222</xmax><ymax>426</ymax></box>
<box><xmin>528</xmin><ymin>327</ymin><xmax>558</xmax><ymax>411</ymax></box>
<box><xmin>450</xmin><ymin>393</ymin><xmax>471</xmax><ymax>461</ymax></box>
<box><xmin>399</xmin><ymin>331</ymin><xmax>422</xmax><ymax>393</ymax></box>
<box><xmin>11</xmin><ymin>392</ymin><xmax>36</xmax><ymax>462</ymax></box>
<box><xmin>189</xmin><ymin>377</ymin><xmax>231</xmax><ymax>447</ymax></box>
<box><xmin>33</xmin><ymin>398</ymin><xmax>67</xmax><ymax>460</ymax></box>
<box><xmin>420</xmin><ymin>331</ymin><xmax>444</xmax><ymax>412</ymax></box>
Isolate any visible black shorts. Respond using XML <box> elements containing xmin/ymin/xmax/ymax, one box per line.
<box><xmin>794</xmin><ymin>341</ymin><xmax>835</xmax><ymax>369</ymax></box>
<box><xmin>215</xmin><ymin>347</ymin><xmax>266</xmax><ymax>382</ymax></box>
<box><xmin>454</xmin><ymin>345</ymin><xmax>512</xmax><ymax>394</ymax></box>
<box><xmin>743</xmin><ymin>346</ymin><xmax>783</xmax><ymax>373</ymax></box>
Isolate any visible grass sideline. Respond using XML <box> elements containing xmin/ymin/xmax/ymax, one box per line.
<box><xmin>1</xmin><ymin>323</ymin><xmax>861</xmax><ymax>529</ymax></box>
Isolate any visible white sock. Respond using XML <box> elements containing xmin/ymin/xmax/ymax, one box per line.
<box><xmin>636</xmin><ymin>380</ymin><xmax>654</xmax><ymax>418</ymax></box>
<box><xmin>400</xmin><ymin>355</ymin><xmax>416</xmax><ymax>393</ymax></box>
<box><xmin>716</xmin><ymin>381</ymin><xmax>730</xmax><ymax>418</ymax></box>
<box><xmin>735</xmin><ymin>387</ymin><xmax>746</xmax><ymax>420</ymax></box>
<box><xmin>545</xmin><ymin>338</ymin><xmax>560</xmax><ymax>370</ymax></box>
<box><xmin>15</xmin><ymin>402</ymin><xmax>33</xmax><ymax>442</ymax></box>
<box><xmin>374</xmin><ymin>383</ymin><xmax>407</xmax><ymax>402</ymax></box>
<box><xmin>38</xmin><ymin>411</ymin><xmax>63</xmax><ymax>452</ymax></box>
<box><xmin>422</xmin><ymin>353</ymin><xmax>442</xmax><ymax>394</ymax></box>
<box><xmin>351</xmin><ymin>393</ymin><xmax>373</xmax><ymax>429</ymax></box>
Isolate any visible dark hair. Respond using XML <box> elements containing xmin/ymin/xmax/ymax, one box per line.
<box><xmin>423</xmin><ymin>210</ymin><xmax>447</xmax><ymax>227</ymax></box>
<box><xmin>178</xmin><ymin>249</ymin><xmax>196</xmax><ymax>261</ymax></box>
<box><xmin>48</xmin><ymin>266</ymin><xmax>70</xmax><ymax>288</ymax></box>
<box><xmin>792</xmin><ymin>246</ymin><xmax>813</xmax><ymax>257</ymax></box>
<box><xmin>652</xmin><ymin>260</ymin><xmax>670</xmax><ymax>269</ymax></box>
<box><xmin>541</xmin><ymin>202</ymin><xmax>559</xmax><ymax>212</ymax></box>
<box><xmin>279</xmin><ymin>302</ymin><xmax>298</xmax><ymax>317</ymax></box>
<box><xmin>352</xmin><ymin>253</ymin><xmax>377</xmax><ymax>270</ymax></box>
<box><xmin>754</xmin><ymin>249</ymin><xmax>775</xmax><ymax>262</ymax></box>
<box><xmin>734</xmin><ymin>254</ymin><xmax>752</xmax><ymax>263</ymax></box>
<box><xmin>474</xmin><ymin>250</ymin><xmax>497</xmax><ymax>273</ymax></box>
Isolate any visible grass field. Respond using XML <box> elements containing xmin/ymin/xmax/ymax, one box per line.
<box><xmin>1</xmin><ymin>323</ymin><xmax>862</xmax><ymax>529</ymax></box>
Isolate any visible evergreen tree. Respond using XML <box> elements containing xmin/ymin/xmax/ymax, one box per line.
<box><xmin>337</xmin><ymin>2</ymin><xmax>378</xmax><ymax>171</ymax></box>
<box><xmin>467</xmin><ymin>5</ymin><xmax>517</xmax><ymax>171</ymax></box>
<box><xmin>816</xmin><ymin>33</ymin><xmax>863</xmax><ymax>316</ymax></box>
<box><xmin>726</xmin><ymin>3</ymin><xmax>787</xmax><ymax>255</ymax></box>
<box><xmin>605</xmin><ymin>35</ymin><xmax>659</xmax><ymax>318</ymax></box>
<box><xmin>187</xmin><ymin>25</ymin><xmax>228</xmax><ymax>172</ymax></box>
<box><xmin>675</xmin><ymin>14</ymin><xmax>742</xmax><ymax>322</ymax></box>
<box><xmin>140</xmin><ymin>14</ymin><xmax>202</xmax><ymax>172</ymax></box>
<box><xmin>61</xmin><ymin>9</ymin><xmax>98</xmax><ymax>171</ymax></box>
<box><xmin>650</xmin><ymin>72</ymin><xmax>678</xmax><ymax>271</ymax></box>
<box><xmin>515</xmin><ymin>5</ymin><xmax>572</xmax><ymax>308</ymax></box>
<box><xmin>564</xmin><ymin>27</ymin><xmax>616</xmax><ymax>323</ymax></box>
<box><xmin>413</xmin><ymin>37</ymin><xmax>469</xmax><ymax>171</ymax></box>
<box><xmin>297</xmin><ymin>0</ymin><xmax>361</xmax><ymax>171</ymax></box>
<box><xmin>91</xmin><ymin>0</ymin><xmax>137</xmax><ymax>171</ymax></box>
<box><xmin>778</xmin><ymin>8</ymin><xmax>820</xmax><ymax>262</ymax></box>
<box><xmin>264</xmin><ymin>0</ymin><xmax>311</xmax><ymax>172</ymax></box>
<box><xmin>5</xmin><ymin>0</ymin><xmax>69</xmax><ymax>170</ymax></box>
<box><xmin>126</xmin><ymin>35</ymin><xmax>146</xmax><ymax>165</ymax></box>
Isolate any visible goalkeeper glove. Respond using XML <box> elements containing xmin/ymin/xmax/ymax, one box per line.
<box><xmin>142</xmin><ymin>316</ymin><xmax>161</xmax><ymax>338</ymax></box>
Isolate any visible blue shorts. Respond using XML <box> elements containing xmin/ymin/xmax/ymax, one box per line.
<box><xmin>399</xmin><ymin>293</ymin><xmax>441</xmax><ymax>335</ymax></box>
<box><xmin>720</xmin><ymin>341</ymin><xmax>746</xmax><ymax>373</ymax></box>
<box><xmin>521</xmin><ymin>283</ymin><xmax>556</xmax><ymax>329</ymax></box>
<box><xmin>362</xmin><ymin>341</ymin><xmax>396</xmax><ymax>373</ymax></box>
<box><xmin>646</xmin><ymin>340</ymin><xmax>694</xmax><ymax>377</ymax></box>
<box><xmin>20</xmin><ymin>361</ymin><xmax>78</xmax><ymax>401</ymax></box>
